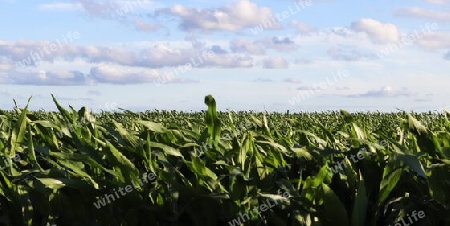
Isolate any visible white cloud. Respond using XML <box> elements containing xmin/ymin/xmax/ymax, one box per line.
<box><xmin>207</xmin><ymin>54</ymin><xmax>253</xmax><ymax>68</ymax></box>
<box><xmin>47</xmin><ymin>70</ymin><xmax>79</xmax><ymax>79</ymax></box>
<box><xmin>0</xmin><ymin>40</ymin><xmax>137</xmax><ymax>67</ymax></box>
<box><xmin>229</xmin><ymin>36</ymin><xmax>297</xmax><ymax>55</ymax></box>
<box><xmin>155</xmin><ymin>0</ymin><xmax>282</xmax><ymax>32</ymax></box>
<box><xmin>50</xmin><ymin>0</ymin><xmax>165</xmax><ymax>31</ymax></box>
<box><xmin>0</xmin><ymin>40</ymin><xmax>254</xmax><ymax>70</ymax></box>
<box><xmin>423</xmin><ymin>0</ymin><xmax>450</xmax><ymax>5</ymax></box>
<box><xmin>263</xmin><ymin>57</ymin><xmax>289</xmax><ymax>69</ymax></box>
<box><xmin>351</xmin><ymin>18</ymin><xmax>400</xmax><ymax>44</ymax></box>
<box><xmin>0</xmin><ymin>57</ymin><xmax>13</xmax><ymax>72</ymax></box>
<box><xmin>257</xmin><ymin>37</ymin><xmax>298</xmax><ymax>52</ymax></box>
<box><xmin>90</xmin><ymin>65</ymin><xmax>159</xmax><ymax>84</ymax></box>
<box><xmin>290</xmin><ymin>20</ymin><xmax>311</xmax><ymax>34</ymax></box>
<box><xmin>115</xmin><ymin>0</ymin><xmax>162</xmax><ymax>11</ymax></box>
<box><xmin>38</xmin><ymin>3</ymin><xmax>83</xmax><ymax>11</ymax></box>
<box><xmin>137</xmin><ymin>44</ymin><xmax>253</xmax><ymax>68</ymax></box>
<box><xmin>5</xmin><ymin>70</ymin><xmax>92</xmax><ymax>86</ymax></box>
<box><xmin>348</xmin><ymin>86</ymin><xmax>417</xmax><ymax>98</ymax></box>
<box><xmin>134</xmin><ymin>19</ymin><xmax>167</xmax><ymax>33</ymax></box>
<box><xmin>296</xmin><ymin>85</ymin><xmax>322</xmax><ymax>90</ymax></box>
<box><xmin>327</xmin><ymin>46</ymin><xmax>377</xmax><ymax>61</ymax></box>
<box><xmin>284</xmin><ymin>78</ymin><xmax>302</xmax><ymax>83</ymax></box>
<box><xmin>230</xmin><ymin>39</ymin><xmax>265</xmax><ymax>55</ymax></box>
<box><xmin>74</xmin><ymin>0</ymin><xmax>117</xmax><ymax>19</ymax></box>
<box><xmin>415</xmin><ymin>32</ymin><xmax>450</xmax><ymax>50</ymax></box>
<box><xmin>394</xmin><ymin>7</ymin><xmax>450</xmax><ymax>22</ymax></box>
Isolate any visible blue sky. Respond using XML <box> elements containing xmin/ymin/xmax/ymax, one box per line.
<box><xmin>0</xmin><ymin>0</ymin><xmax>449</xmax><ymax>112</ymax></box>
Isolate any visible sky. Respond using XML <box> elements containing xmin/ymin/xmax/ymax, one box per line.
<box><xmin>0</xmin><ymin>0</ymin><xmax>449</xmax><ymax>112</ymax></box>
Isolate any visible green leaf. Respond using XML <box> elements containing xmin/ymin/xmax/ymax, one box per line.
<box><xmin>351</xmin><ymin>177</ymin><xmax>368</xmax><ymax>226</ymax></box>
<box><xmin>321</xmin><ymin>184</ymin><xmax>349</xmax><ymax>226</ymax></box>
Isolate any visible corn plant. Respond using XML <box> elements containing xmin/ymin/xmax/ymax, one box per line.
<box><xmin>0</xmin><ymin>95</ymin><xmax>449</xmax><ymax>225</ymax></box>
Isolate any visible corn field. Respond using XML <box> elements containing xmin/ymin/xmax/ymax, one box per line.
<box><xmin>0</xmin><ymin>94</ymin><xmax>449</xmax><ymax>226</ymax></box>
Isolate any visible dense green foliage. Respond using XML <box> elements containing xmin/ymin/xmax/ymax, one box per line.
<box><xmin>0</xmin><ymin>95</ymin><xmax>449</xmax><ymax>226</ymax></box>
